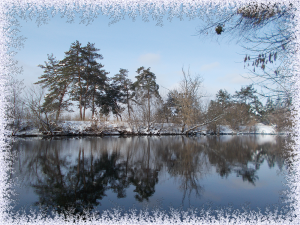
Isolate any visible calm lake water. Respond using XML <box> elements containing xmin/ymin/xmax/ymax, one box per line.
<box><xmin>7</xmin><ymin>135</ymin><xmax>293</xmax><ymax>218</ymax></box>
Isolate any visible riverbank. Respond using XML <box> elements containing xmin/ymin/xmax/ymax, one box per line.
<box><xmin>10</xmin><ymin>121</ymin><xmax>291</xmax><ymax>137</ymax></box>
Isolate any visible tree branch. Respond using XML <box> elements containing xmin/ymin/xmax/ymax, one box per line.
<box><xmin>183</xmin><ymin>114</ymin><xmax>224</xmax><ymax>135</ymax></box>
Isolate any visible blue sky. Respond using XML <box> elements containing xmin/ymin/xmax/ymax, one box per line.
<box><xmin>14</xmin><ymin>12</ymin><xmax>254</xmax><ymax>101</ymax></box>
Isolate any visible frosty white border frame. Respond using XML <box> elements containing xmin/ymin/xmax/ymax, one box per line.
<box><xmin>0</xmin><ymin>0</ymin><xmax>299</xmax><ymax>224</ymax></box>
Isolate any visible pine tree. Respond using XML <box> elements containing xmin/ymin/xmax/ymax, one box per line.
<box><xmin>250</xmin><ymin>96</ymin><xmax>264</xmax><ymax>117</ymax></box>
<box><xmin>62</xmin><ymin>40</ymin><xmax>86</xmax><ymax>120</ymax></box>
<box><xmin>35</xmin><ymin>54</ymin><xmax>73</xmax><ymax>120</ymax></box>
<box><xmin>87</xmin><ymin>68</ymin><xmax>109</xmax><ymax>118</ymax></box>
<box><xmin>233</xmin><ymin>84</ymin><xmax>257</xmax><ymax>105</ymax></box>
<box><xmin>80</xmin><ymin>42</ymin><xmax>108</xmax><ymax>120</ymax></box>
<box><xmin>111</xmin><ymin>69</ymin><xmax>135</xmax><ymax>119</ymax></box>
<box><xmin>216</xmin><ymin>89</ymin><xmax>231</xmax><ymax>109</ymax></box>
<box><xmin>62</xmin><ymin>41</ymin><xmax>108</xmax><ymax>120</ymax></box>
<box><xmin>133</xmin><ymin>67</ymin><xmax>161</xmax><ymax>129</ymax></box>
<box><xmin>160</xmin><ymin>92</ymin><xmax>178</xmax><ymax>123</ymax></box>
<box><xmin>98</xmin><ymin>78</ymin><xmax>125</xmax><ymax>121</ymax></box>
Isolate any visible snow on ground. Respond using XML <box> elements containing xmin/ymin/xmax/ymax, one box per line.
<box><xmin>219</xmin><ymin>125</ymin><xmax>234</xmax><ymax>134</ymax></box>
<box><xmin>61</xmin><ymin>121</ymin><xmax>93</xmax><ymax>133</ymax></box>
<box><xmin>254</xmin><ymin>123</ymin><xmax>276</xmax><ymax>134</ymax></box>
<box><xmin>13</xmin><ymin>120</ymin><xmax>290</xmax><ymax>137</ymax></box>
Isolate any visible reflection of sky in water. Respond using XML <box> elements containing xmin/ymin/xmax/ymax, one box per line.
<box><xmin>149</xmin><ymin>162</ymin><xmax>287</xmax><ymax>211</ymax></box>
<box><xmin>9</xmin><ymin>135</ymin><xmax>290</xmax><ymax>215</ymax></box>
<box><xmin>255</xmin><ymin>135</ymin><xmax>278</xmax><ymax>145</ymax></box>
<box><xmin>217</xmin><ymin>134</ymin><xmax>278</xmax><ymax>145</ymax></box>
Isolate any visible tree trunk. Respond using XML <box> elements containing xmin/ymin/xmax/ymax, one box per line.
<box><xmin>56</xmin><ymin>107</ymin><xmax>61</xmax><ymax>121</ymax></box>
<box><xmin>181</xmin><ymin>123</ymin><xmax>186</xmax><ymax>133</ymax></box>
<box><xmin>183</xmin><ymin>114</ymin><xmax>224</xmax><ymax>135</ymax></box>
<box><xmin>56</xmin><ymin>85</ymin><xmax>68</xmax><ymax>120</ymax></box>
<box><xmin>56</xmin><ymin>87</ymin><xmax>66</xmax><ymax>121</ymax></box>
<box><xmin>91</xmin><ymin>88</ymin><xmax>95</xmax><ymax>118</ymax></box>
<box><xmin>127</xmin><ymin>89</ymin><xmax>131</xmax><ymax>119</ymax></box>
<box><xmin>82</xmin><ymin>148</ymin><xmax>86</xmax><ymax>188</ymax></box>
<box><xmin>77</xmin><ymin>149</ymin><xmax>81</xmax><ymax>176</ymax></box>
<box><xmin>79</xmin><ymin>95</ymin><xmax>82</xmax><ymax>120</ymax></box>
<box><xmin>147</xmin><ymin>89</ymin><xmax>150</xmax><ymax>130</ymax></box>
<box><xmin>83</xmin><ymin>106</ymin><xmax>86</xmax><ymax>120</ymax></box>
<box><xmin>76</xmin><ymin>50</ymin><xmax>83</xmax><ymax>121</ymax></box>
<box><xmin>55</xmin><ymin>147</ymin><xmax>64</xmax><ymax>186</ymax></box>
<box><xmin>83</xmin><ymin>79</ymin><xmax>90</xmax><ymax>121</ymax></box>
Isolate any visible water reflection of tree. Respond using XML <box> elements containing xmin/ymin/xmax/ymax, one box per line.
<box><xmin>91</xmin><ymin>150</ymin><xmax>130</xmax><ymax>199</ymax></box>
<box><xmin>31</xmin><ymin>146</ymin><xmax>104</xmax><ymax>216</ymax></box>
<box><xmin>178</xmin><ymin>138</ymin><xmax>206</xmax><ymax>205</ymax></box>
<box><xmin>204</xmin><ymin>136</ymin><xmax>290</xmax><ymax>186</ymax></box>
<box><xmin>235</xmin><ymin>167</ymin><xmax>259</xmax><ymax>186</ymax></box>
<box><xmin>156</xmin><ymin>136</ymin><xmax>209</xmax><ymax>206</ymax></box>
<box><xmin>10</xmin><ymin>135</ymin><xmax>291</xmax><ymax>216</ymax></box>
<box><xmin>129</xmin><ymin>137</ymin><xmax>160</xmax><ymax>202</ymax></box>
<box><xmin>204</xmin><ymin>136</ymin><xmax>261</xmax><ymax>185</ymax></box>
<box><xmin>26</xmin><ymin>140</ymin><xmax>132</xmax><ymax>217</ymax></box>
<box><xmin>14</xmin><ymin>137</ymin><xmax>163</xmax><ymax>216</ymax></box>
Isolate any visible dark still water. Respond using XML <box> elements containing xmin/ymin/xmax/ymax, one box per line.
<box><xmin>8</xmin><ymin>135</ymin><xmax>292</xmax><ymax>218</ymax></box>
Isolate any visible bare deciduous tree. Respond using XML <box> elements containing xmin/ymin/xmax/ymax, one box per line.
<box><xmin>169</xmin><ymin>67</ymin><xmax>204</xmax><ymax>132</ymax></box>
<box><xmin>6</xmin><ymin>75</ymin><xmax>25</xmax><ymax>135</ymax></box>
<box><xmin>169</xmin><ymin>68</ymin><xmax>224</xmax><ymax>134</ymax></box>
<box><xmin>23</xmin><ymin>84</ymin><xmax>56</xmax><ymax>133</ymax></box>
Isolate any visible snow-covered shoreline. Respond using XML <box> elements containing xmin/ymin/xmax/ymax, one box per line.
<box><xmin>11</xmin><ymin>121</ymin><xmax>291</xmax><ymax>137</ymax></box>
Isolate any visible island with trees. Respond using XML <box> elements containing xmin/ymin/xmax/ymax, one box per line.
<box><xmin>6</xmin><ymin>40</ymin><xmax>292</xmax><ymax>137</ymax></box>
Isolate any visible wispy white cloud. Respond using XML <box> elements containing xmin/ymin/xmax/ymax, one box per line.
<box><xmin>200</xmin><ymin>62</ymin><xmax>220</xmax><ymax>71</ymax></box>
<box><xmin>138</xmin><ymin>53</ymin><xmax>161</xmax><ymax>65</ymax></box>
